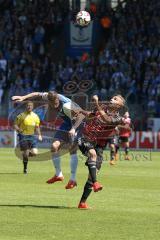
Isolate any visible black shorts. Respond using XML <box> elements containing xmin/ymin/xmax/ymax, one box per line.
<box><xmin>78</xmin><ymin>137</ymin><xmax>104</xmax><ymax>170</ymax></box>
<box><xmin>119</xmin><ymin>136</ymin><xmax>129</xmax><ymax>143</ymax></box>
<box><xmin>18</xmin><ymin>134</ymin><xmax>37</xmax><ymax>151</ymax></box>
<box><xmin>78</xmin><ymin>137</ymin><xmax>95</xmax><ymax>156</ymax></box>
<box><xmin>105</xmin><ymin>137</ymin><xmax>115</xmax><ymax>145</ymax></box>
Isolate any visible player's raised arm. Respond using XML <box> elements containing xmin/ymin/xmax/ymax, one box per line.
<box><xmin>92</xmin><ymin>95</ymin><xmax>123</xmax><ymax>124</ymax></box>
<box><xmin>92</xmin><ymin>95</ymin><xmax>106</xmax><ymax>117</ymax></box>
<box><xmin>11</xmin><ymin>92</ymin><xmax>43</xmax><ymax>102</ymax></box>
<box><xmin>92</xmin><ymin>95</ymin><xmax>113</xmax><ymax>123</ymax></box>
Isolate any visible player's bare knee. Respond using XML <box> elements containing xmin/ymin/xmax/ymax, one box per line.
<box><xmin>126</xmin><ymin>143</ymin><xmax>129</xmax><ymax>148</ymax></box>
<box><xmin>51</xmin><ymin>141</ymin><xmax>60</xmax><ymax>152</ymax></box>
<box><xmin>88</xmin><ymin>149</ymin><xmax>97</xmax><ymax>161</ymax></box>
<box><xmin>23</xmin><ymin>150</ymin><xmax>29</xmax><ymax>158</ymax></box>
<box><xmin>110</xmin><ymin>144</ymin><xmax>115</xmax><ymax>151</ymax></box>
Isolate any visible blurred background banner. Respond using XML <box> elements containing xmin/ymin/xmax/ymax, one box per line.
<box><xmin>66</xmin><ymin>19</ymin><xmax>102</xmax><ymax>57</ymax></box>
<box><xmin>70</xmin><ymin>21</ymin><xmax>93</xmax><ymax>46</ymax></box>
<box><xmin>0</xmin><ymin>130</ymin><xmax>160</xmax><ymax>149</ymax></box>
<box><xmin>0</xmin><ymin>131</ymin><xmax>14</xmax><ymax>147</ymax></box>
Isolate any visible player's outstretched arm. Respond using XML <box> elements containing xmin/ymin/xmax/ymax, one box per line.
<box><xmin>12</xmin><ymin>92</ymin><xmax>41</xmax><ymax>102</ymax></box>
<box><xmin>69</xmin><ymin>112</ymin><xmax>86</xmax><ymax>137</ymax></box>
<box><xmin>78</xmin><ymin>109</ymin><xmax>92</xmax><ymax>117</ymax></box>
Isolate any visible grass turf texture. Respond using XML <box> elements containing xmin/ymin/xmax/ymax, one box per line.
<box><xmin>0</xmin><ymin>148</ymin><xmax>160</xmax><ymax>240</ymax></box>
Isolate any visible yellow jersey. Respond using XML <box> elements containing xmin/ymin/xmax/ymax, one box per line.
<box><xmin>15</xmin><ymin>111</ymin><xmax>40</xmax><ymax>135</ymax></box>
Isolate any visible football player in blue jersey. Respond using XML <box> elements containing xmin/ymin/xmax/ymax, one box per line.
<box><xmin>12</xmin><ymin>91</ymin><xmax>85</xmax><ymax>189</ymax></box>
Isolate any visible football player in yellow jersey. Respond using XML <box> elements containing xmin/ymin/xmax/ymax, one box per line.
<box><xmin>14</xmin><ymin>101</ymin><xmax>42</xmax><ymax>174</ymax></box>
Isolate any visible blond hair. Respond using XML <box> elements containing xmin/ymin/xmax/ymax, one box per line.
<box><xmin>113</xmin><ymin>95</ymin><xmax>126</xmax><ymax>106</ymax></box>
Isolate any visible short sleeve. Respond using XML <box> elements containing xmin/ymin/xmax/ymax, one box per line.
<box><xmin>63</xmin><ymin>102</ymin><xmax>81</xmax><ymax>119</ymax></box>
<box><xmin>14</xmin><ymin>114</ymin><xmax>22</xmax><ymax>126</ymax></box>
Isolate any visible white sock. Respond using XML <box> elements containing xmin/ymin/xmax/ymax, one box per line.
<box><xmin>70</xmin><ymin>154</ymin><xmax>78</xmax><ymax>181</ymax></box>
<box><xmin>52</xmin><ymin>154</ymin><xmax>63</xmax><ymax>177</ymax></box>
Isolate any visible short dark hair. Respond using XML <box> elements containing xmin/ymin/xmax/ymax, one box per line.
<box><xmin>48</xmin><ymin>91</ymin><xmax>59</xmax><ymax>102</ymax></box>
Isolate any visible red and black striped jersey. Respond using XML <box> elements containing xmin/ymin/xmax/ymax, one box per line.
<box><xmin>82</xmin><ymin>111</ymin><xmax>120</xmax><ymax>146</ymax></box>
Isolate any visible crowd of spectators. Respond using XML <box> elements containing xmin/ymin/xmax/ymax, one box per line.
<box><xmin>0</xmin><ymin>0</ymin><xmax>160</xmax><ymax>119</ymax></box>
<box><xmin>0</xmin><ymin>0</ymin><xmax>69</xmax><ymax>101</ymax></box>
<box><xmin>96</xmin><ymin>0</ymin><xmax>160</xmax><ymax>118</ymax></box>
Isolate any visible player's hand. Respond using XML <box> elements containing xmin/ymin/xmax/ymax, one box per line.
<box><xmin>69</xmin><ymin>128</ymin><xmax>76</xmax><ymax>138</ymax></box>
<box><xmin>11</xmin><ymin>96</ymin><xmax>24</xmax><ymax>102</ymax></box>
<box><xmin>115</xmin><ymin>126</ymin><xmax>120</xmax><ymax>135</ymax></box>
<box><xmin>18</xmin><ymin>129</ymin><xmax>23</xmax><ymax>134</ymax></box>
<box><xmin>79</xmin><ymin>109</ymin><xmax>91</xmax><ymax>117</ymax></box>
<box><xmin>92</xmin><ymin>95</ymin><xmax>99</xmax><ymax>103</ymax></box>
<box><xmin>38</xmin><ymin>135</ymin><xmax>43</xmax><ymax>141</ymax></box>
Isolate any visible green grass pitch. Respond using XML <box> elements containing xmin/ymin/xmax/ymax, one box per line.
<box><xmin>0</xmin><ymin>148</ymin><xmax>160</xmax><ymax>240</ymax></box>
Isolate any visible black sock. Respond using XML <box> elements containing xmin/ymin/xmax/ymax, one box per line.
<box><xmin>23</xmin><ymin>155</ymin><xmax>28</xmax><ymax>171</ymax></box>
<box><xmin>87</xmin><ymin>160</ymin><xmax>97</xmax><ymax>183</ymax></box>
<box><xmin>80</xmin><ymin>180</ymin><xmax>93</xmax><ymax>203</ymax></box>
<box><xmin>96</xmin><ymin>147</ymin><xmax>103</xmax><ymax>171</ymax></box>
<box><xmin>125</xmin><ymin>147</ymin><xmax>129</xmax><ymax>155</ymax></box>
<box><xmin>115</xmin><ymin>145</ymin><xmax>119</xmax><ymax>154</ymax></box>
<box><xmin>110</xmin><ymin>149</ymin><xmax>115</xmax><ymax>161</ymax></box>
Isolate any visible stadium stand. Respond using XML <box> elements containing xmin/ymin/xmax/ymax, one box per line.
<box><xmin>0</xmin><ymin>0</ymin><xmax>159</xmax><ymax>129</ymax></box>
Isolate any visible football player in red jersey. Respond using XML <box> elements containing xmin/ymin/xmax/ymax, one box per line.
<box><xmin>115</xmin><ymin>112</ymin><xmax>132</xmax><ymax>161</ymax></box>
<box><xmin>78</xmin><ymin>95</ymin><xmax>128</xmax><ymax>209</ymax></box>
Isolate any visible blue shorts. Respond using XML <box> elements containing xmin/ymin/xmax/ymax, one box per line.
<box><xmin>18</xmin><ymin>134</ymin><xmax>37</xmax><ymax>151</ymax></box>
<box><xmin>54</xmin><ymin>121</ymin><xmax>73</xmax><ymax>142</ymax></box>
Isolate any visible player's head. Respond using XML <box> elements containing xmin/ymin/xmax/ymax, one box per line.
<box><xmin>48</xmin><ymin>91</ymin><xmax>60</xmax><ymax>108</ymax></box>
<box><xmin>110</xmin><ymin>95</ymin><xmax>126</xmax><ymax>108</ymax></box>
<box><xmin>26</xmin><ymin>101</ymin><xmax>34</xmax><ymax>112</ymax></box>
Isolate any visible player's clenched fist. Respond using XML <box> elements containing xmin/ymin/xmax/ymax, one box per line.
<box><xmin>92</xmin><ymin>95</ymin><xmax>99</xmax><ymax>103</ymax></box>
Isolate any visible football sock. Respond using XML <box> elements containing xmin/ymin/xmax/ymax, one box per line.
<box><xmin>70</xmin><ymin>153</ymin><xmax>78</xmax><ymax>181</ymax></box>
<box><xmin>52</xmin><ymin>154</ymin><xmax>63</xmax><ymax>177</ymax></box>
<box><xmin>110</xmin><ymin>149</ymin><xmax>115</xmax><ymax>161</ymax></box>
<box><xmin>23</xmin><ymin>155</ymin><xmax>28</xmax><ymax>171</ymax></box>
<box><xmin>125</xmin><ymin>147</ymin><xmax>129</xmax><ymax>155</ymax></box>
<box><xmin>115</xmin><ymin>145</ymin><xmax>119</xmax><ymax>154</ymax></box>
<box><xmin>87</xmin><ymin>159</ymin><xmax>97</xmax><ymax>183</ymax></box>
<box><xmin>80</xmin><ymin>180</ymin><xmax>93</xmax><ymax>203</ymax></box>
